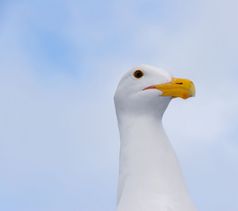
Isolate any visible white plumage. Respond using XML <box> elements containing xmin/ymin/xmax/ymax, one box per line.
<box><xmin>114</xmin><ymin>64</ymin><xmax>196</xmax><ymax>211</ymax></box>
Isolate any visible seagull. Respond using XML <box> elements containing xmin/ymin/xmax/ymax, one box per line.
<box><xmin>114</xmin><ymin>64</ymin><xmax>197</xmax><ymax>211</ymax></box>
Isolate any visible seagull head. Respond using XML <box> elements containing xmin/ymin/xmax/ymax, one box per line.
<box><xmin>114</xmin><ymin>64</ymin><xmax>195</xmax><ymax>118</ymax></box>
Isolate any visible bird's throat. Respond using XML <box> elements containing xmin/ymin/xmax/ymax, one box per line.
<box><xmin>116</xmin><ymin>115</ymin><xmax>190</xmax><ymax>211</ymax></box>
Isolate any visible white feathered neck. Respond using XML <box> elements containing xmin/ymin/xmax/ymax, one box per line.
<box><xmin>116</xmin><ymin>113</ymin><xmax>196</xmax><ymax>211</ymax></box>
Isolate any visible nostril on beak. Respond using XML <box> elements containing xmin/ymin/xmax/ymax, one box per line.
<box><xmin>176</xmin><ymin>82</ymin><xmax>183</xmax><ymax>85</ymax></box>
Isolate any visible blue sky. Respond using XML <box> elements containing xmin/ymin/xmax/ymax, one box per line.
<box><xmin>0</xmin><ymin>0</ymin><xmax>238</xmax><ymax>211</ymax></box>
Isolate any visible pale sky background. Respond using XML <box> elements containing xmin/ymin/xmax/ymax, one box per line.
<box><xmin>0</xmin><ymin>0</ymin><xmax>238</xmax><ymax>211</ymax></box>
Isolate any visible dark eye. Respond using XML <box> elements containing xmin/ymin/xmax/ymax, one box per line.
<box><xmin>133</xmin><ymin>70</ymin><xmax>144</xmax><ymax>79</ymax></box>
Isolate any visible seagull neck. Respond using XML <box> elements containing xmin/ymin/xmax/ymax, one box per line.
<box><xmin>117</xmin><ymin>114</ymin><xmax>187</xmax><ymax>208</ymax></box>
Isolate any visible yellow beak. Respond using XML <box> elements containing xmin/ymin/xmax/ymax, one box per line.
<box><xmin>144</xmin><ymin>77</ymin><xmax>195</xmax><ymax>99</ymax></box>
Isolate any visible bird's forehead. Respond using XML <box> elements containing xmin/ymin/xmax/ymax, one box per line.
<box><xmin>136</xmin><ymin>64</ymin><xmax>171</xmax><ymax>79</ymax></box>
<box><xmin>117</xmin><ymin>64</ymin><xmax>172</xmax><ymax>88</ymax></box>
<box><xmin>124</xmin><ymin>65</ymin><xmax>170</xmax><ymax>80</ymax></box>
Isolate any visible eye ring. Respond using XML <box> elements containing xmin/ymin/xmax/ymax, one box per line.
<box><xmin>133</xmin><ymin>70</ymin><xmax>144</xmax><ymax>79</ymax></box>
